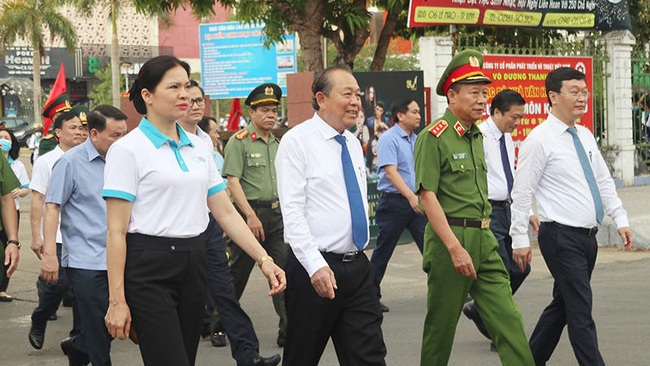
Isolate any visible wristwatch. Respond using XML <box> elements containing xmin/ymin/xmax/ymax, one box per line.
<box><xmin>6</xmin><ymin>240</ymin><xmax>20</xmax><ymax>249</ymax></box>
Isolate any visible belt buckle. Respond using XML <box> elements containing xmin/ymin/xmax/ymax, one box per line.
<box><xmin>588</xmin><ymin>227</ymin><xmax>598</xmax><ymax>237</ymax></box>
<box><xmin>342</xmin><ymin>251</ymin><xmax>358</xmax><ymax>262</ymax></box>
<box><xmin>480</xmin><ymin>218</ymin><xmax>491</xmax><ymax>229</ymax></box>
<box><xmin>271</xmin><ymin>201</ymin><xmax>279</xmax><ymax>209</ymax></box>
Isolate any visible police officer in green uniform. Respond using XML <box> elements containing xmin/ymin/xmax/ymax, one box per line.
<box><xmin>221</xmin><ymin>83</ymin><xmax>288</xmax><ymax>347</ymax></box>
<box><xmin>38</xmin><ymin>94</ymin><xmax>72</xmax><ymax>158</ymax></box>
<box><xmin>414</xmin><ymin>49</ymin><xmax>534</xmax><ymax>366</ymax></box>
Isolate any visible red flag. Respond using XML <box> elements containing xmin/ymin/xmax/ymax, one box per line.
<box><xmin>42</xmin><ymin>63</ymin><xmax>67</xmax><ymax>134</ymax></box>
<box><xmin>227</xmin><ymin>98</ymin><xmax>243</xmax><ymax>131</ymax></box>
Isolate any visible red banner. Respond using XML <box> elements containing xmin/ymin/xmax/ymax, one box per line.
<box><xmin>408</xmin><ymin>0</ymin><xmax>631</xmax><ymax>31</ymax></box>
<box><xmin>481</xmin><ymin>55</ymin><xmax>593</xmax><ymax>148</ymax></box>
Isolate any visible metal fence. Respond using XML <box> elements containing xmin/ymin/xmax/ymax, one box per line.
<box><xmin>632</xmin><ymin>48</ymin><xmax>650</xmax><ymax>166</ymax></box>
<box><xmin>455</xmin><ymin>34</ymin><xmax>610</xmax><ymax>146</ymax></box>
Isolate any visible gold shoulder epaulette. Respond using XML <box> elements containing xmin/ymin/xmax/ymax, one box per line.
<box><xmin>428</xmin><ymin>120</ymin><xmax>448</xmax><ymax>137</ymax></box>
<box><xmin>235</xmin><ymin>130</ymin><xmax>249</xmax><ymax>140</ymax></box>
<box><xmin>43</xmin><ymin>134</ymin><xmax>55</xmax><ymax>140</ymax></box>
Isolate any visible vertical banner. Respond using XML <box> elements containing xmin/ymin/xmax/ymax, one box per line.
<box><xmin>199</xmin><ymin>22</ymin><xmax>297</xmax><ymax>99</ymax></box>
<box><xmin>481</xmin><ymin>55</ymin><xmax>593</xmax><ymax>152</ymax></box>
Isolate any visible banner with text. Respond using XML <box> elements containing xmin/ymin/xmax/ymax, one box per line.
<box><xmin>199</xmin><ymin>22</ymin><xmax>297</xmax><ymax>99</ymax></box>
<box><xmin>481</xmin><ymin>54</ymin><xmax>593</xmax><ymax>149</ymax></box>
<box><xmin>408</xmin><ymin>0</ymin><xmax>630</xmax><ymax>31</ymax></box>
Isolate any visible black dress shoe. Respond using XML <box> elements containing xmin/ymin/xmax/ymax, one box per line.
<box><xmin>60</xmin><ymin>337</ymin><xmax>90</xmax><ymax>366</ymax></box>
<box><xmin>210</xmin><ymin>331</ymin><xmax>227</xmax><ymax>347</ymax></box>
<box><xmin>251</xmin><ymin>353</ymin><xmax>281</xmax><ymax>366</ymax></box>
<box><xmin>276</xmin><ymin>331</ymin><xmax>285</xmax><ymax>347</ymax></box>
<box><xmin>462</xmin><ymin>302</ymin><xmax>491</xmax><ymax>340</ymax></box>
<box><xmin>379</xmin><ymin>301</ymin><xmax>390</xmax><ymax>313</ymax></box>
<box><xmin>49</xmin><ymin>312</ymin><xmax>58</xmax><ymax>321</ymax></box>
<box><xmin>28</xmin><ymin>322</ymin><xmax>46</xmax><ymax>350</ymax></box>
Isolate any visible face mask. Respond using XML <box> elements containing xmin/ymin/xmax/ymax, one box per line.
<box><xmin>0</xmin><ymin>139</ymin><xmax>11</xmax><ymax>153</ymax></box>
<box><xmin>35</xmin><ymin>131</ymin><xmax>42</xmax><ymax>138</ymax></box>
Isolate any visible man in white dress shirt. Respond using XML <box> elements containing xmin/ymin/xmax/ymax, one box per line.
<box><xmin>463</xmin><ymin>89</ymin><xmax>539</xmax><ymax>348</ymax></box>
<box><xmin>275</xmin><ymin>65</ymin><xmax>386</xmax><ymax>365</ymax></box>
<box><xmin>510</xmin><ymin>67</ymin><xmax>633</xmax><ymax>365</ymax></box>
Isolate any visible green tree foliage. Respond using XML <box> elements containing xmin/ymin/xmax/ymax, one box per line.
<box><xmin>88</xmin><ymin>64</ymin><xmax>122</xmax><ymax>106</ymax></box>
<box><xmin>0</xmin><ymin>0</ymin><xmax>77</xmax><ymax>122</ymax></box>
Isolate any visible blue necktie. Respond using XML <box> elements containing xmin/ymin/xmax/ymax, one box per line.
<box><xmin>499</xmin><ymin>134</ymin><xmax>514</xmax><ymax>197</ymax></box>
<box><xmin>334</xmin><ymin>135</ymin><xmax>368</xmax><ymax>250</ymax></box>
<box><xmin>567</xmin><ymin>127</ymin><xmax>604</xmax><ymax>224</ymax></box>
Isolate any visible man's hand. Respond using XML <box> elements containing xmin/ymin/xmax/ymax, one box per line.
<box><xmin>448</xmin><ymin>245</ymin><xmax>476</xmax><ymax>279</ymax></box>
<box><xmin>259</xmin><ymin>261</ymin><xmax>286</xmax><ymax>296</ymax></box>
<box><xmin>4</xmin><ymin>244</ymin><xmax>19</xmax><ymax>278</ymax></box>
<box><xmin>513</xmin><ymin>247</ymin><xmax>532</xmax><ymax>272</ymax></box>
<box><xmin>617</xmin><ymin>227</ymin><xmax>634</xmax><ymax>251</ymax></box>
<box><xmin>310</xmin><ymin>266</ymin><xmax>337</xmax><ymax>299</ymax></box>
<box><xmin>529</xmin><ymin>214</ymin><xmax>540</xmax><ymax>235</ymax></box>
<box><xmin>40</xmin><ymin>253</ymin><xmax>59</xmax><ymax>284</ymax></box>
<box><xmin>408</xmin><ymin>195</ymin><xmax>421</xmax><ymax>214</ymax></box>
<box><xmin>246</xmin><ymin>214</ymin><xmax>265</xmax><ymax>242</ymax></box>
<box><xmin>105</xmin><ymin>301</ymin><xmax>132</xmax><ymax>340</ymax></box>
<box><xmin>31</xmin><ymin>237</ymin><xmax>44</xmax><ymax>260</ymax></box>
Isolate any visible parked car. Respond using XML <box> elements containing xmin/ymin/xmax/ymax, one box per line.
<box><xmin>0</xmin><ymin>116</ymin><xmax>38</xmax><ymax>147</ymax></box>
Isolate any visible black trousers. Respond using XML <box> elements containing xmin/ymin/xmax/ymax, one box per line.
<box><xmin>67</xmin><ymin>268</ymin><xmax>112</xmax><ymax>366</ymax></box>
<box><xmin>490</xmin><ymin>203</ymin><xmax>530</xmax><ymax>294</ymax></box>
<box><xmin>125</xmin><ymin>233</ymin><xmax>207</xmax><ymax>366</ymax></box>
<box><xmin>216</xmin><ymin>205</ymin><xmax>288</xmax><ymax>336</ymax></box>
<box><xmin>282</xmin><ymin>249</ymin><xmax>386</xmax><ymax>366</ymax></box>
<box><xmin>529</xmin><ymin>222</ymin><xmax>604</xmax><ymax>366</ymax></box>
<box><xmin>202</xmin><ymin>215</ymin><xmax>260</xmax><ymax>365</ymax></box>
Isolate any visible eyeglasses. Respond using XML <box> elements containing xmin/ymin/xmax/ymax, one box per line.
<box><xmin>189</xmin><ymin>97</ymin><xmax>205</xmax><ymax>107</ymax></box>
<box><xmin>561</xmin><ymin>91</ymin><xmax>591</xmax><ymax>99</ymax></box>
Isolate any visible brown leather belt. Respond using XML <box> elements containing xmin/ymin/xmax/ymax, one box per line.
<box><xmin>447</xmin><ymin>217</ymin><xmax>491</xmax><ymax>229</ymax></box>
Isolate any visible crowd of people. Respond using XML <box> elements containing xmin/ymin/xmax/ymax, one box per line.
<box><xmin>0</xmin><ymin>49</ymin><xmax>635</xmax><ymax>366</ymax></box>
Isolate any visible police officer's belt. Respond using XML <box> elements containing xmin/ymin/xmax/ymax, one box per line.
<box><xmin>488</xmin><ymin>199</ymin><xmax>511</xmax><ymax>207</ymax></box>
<box><xmin>447</xmin><ymin>217</ymin><xmax>491</xmax><ymax>229</ymax></box>
<box><xmin>248</xmin><ymin>200</ymin><xmax>280</xmax><ymax>209</ymax></box>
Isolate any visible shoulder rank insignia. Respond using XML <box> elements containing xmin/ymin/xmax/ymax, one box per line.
<box><xmin>454</xmin><ymin>122</ymin><xmax>466</xmax><ymax>136</ymax></box>
<box><xmin>250</xmin><ymin>131</ymin><xmax>258</xmax><ymax>141</ymax></box>
<box><xmin>235</xmin><ymin>130</ymin><xmax>249</xmax><ymax>140</ymax></box>
<box><xmin>428</xmin><ymin>120</ymin><xmax>448</xmax><ymax>137</ymax></box>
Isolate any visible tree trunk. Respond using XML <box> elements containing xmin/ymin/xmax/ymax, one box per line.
<box><xmin>370</xmin><ymin>4</ymin><xmax>401</xmax><ymax>71</ymax></box>
<box><xmin>33</xmin><ymin>49</ymin><xmax>41</xmax><ymax>127</ymax></box>
<box><xmin>111</xmin><ymin>1</ymin><xmax>121</xmax><ymax>108</ymax></box>
<box><xmin>330</xmin><ymin>0</ymin><xmax>370</xmax><ymax>69</ymax></box>
<box><xmin>294</xmin><ymin>0</ymin><xmax>327</xmax><ymax>72</ymax></box>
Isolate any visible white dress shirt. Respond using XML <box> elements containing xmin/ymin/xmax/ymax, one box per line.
<box><xmin>275</xmin><ymin>113</ymin><xmax>369</xmax><ymax>277</ymax></box>
<box><xmin>30</xmin><ymin>145</ymin><xmax>64</xmax><ymax>244</ymax></box>
<box><xmin>478</xmin><ymin>117</ymin><xmax>514</xmax><ymax>201</ymax></box>
<box><xmin>510</xmin><ymin>113</ymin><xmax>628</xmax><ymax>249</ymax></box>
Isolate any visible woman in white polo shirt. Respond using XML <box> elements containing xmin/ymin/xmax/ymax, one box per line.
<box><xmin>102</xmin><ymin>55</ymin><xmax>286</xmax><ymax>366</ymax></box>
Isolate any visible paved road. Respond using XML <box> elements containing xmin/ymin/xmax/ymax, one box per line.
<box><xmin>1</xmin><ymin>150</ymin><xmax>649</xmax><ymax>365</ymax></box>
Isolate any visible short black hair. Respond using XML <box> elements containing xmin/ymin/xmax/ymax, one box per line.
<box><xmin>53</xmin><ymin>110</ymin><xmax>78</xmax><ymax>131</ymax></box>
<box><xmin>545</xmin><ymin>67</ymin><xmax>586</xmax><ymax>105</ymax></box>
<box><xmin>88</xmin><ymin>105</ymin><xmax>128</xmax><ymax>132</ymax></box>
<box><xmin>0</xmin><ymin>128</ymin><xmax>20</xmax><ymax>160</ymax></box>
<box><xmin>490</xmin><ymin>90</ymin><xmax>526</xmax><ymax>116</ymax></box>
<box><xmin>189</xmin><ymin>79</ymin><xmax>205</xmax><ymax>97</ymax></box>
<box><xmin>311</xmin><ymin>64</ymin><xmax>353</xmax><ymax>111</ymax></box>
<box><xmin>198</xmin><ymin>116</ymin><xmax>217</xmax><ymax>133</ymax></box>
<box><xmin>391</xmin><ymin>98</ymin><xmax>417</xmax><ymax>124</ymax></box>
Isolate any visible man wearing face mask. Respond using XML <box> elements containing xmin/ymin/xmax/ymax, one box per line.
<box><xmin>27</xmin><ymin>125</ymin><xmax>43</xmax><ymax>165</ymax></box>
<box><xmin>221</xmin><ymin>83</ymin><xmax>288</xmax><ymax>348</ymax></box>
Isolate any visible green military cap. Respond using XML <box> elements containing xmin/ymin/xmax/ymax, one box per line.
<box><xmin>245</xmin><ymin>83</ymin><xmax>282</xmax><ymax>107</ymax></box>
<box><xmin>42</xmin><ymin>93</ymin><xmax>72</xmax><ymax>119</ymax></box>
<box><xmin>436</xmin><ymin>49</ymin><xmax>492</xmax><ymax>96</ymax></box>
<box><xmin>71</xmin><ymin>105</ymin><xmax>90</xmax><ymax>125</ymax></box>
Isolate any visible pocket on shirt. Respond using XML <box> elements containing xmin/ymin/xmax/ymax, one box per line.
<box><xmin>449</xmin><ymin>160</ymin><xmax>474</xmax><ymax>174</ymax></box>
<box><xmin>246</xmin><ymin>157</ymin><xmax>267</xmax><ymax>168</ymax></box>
